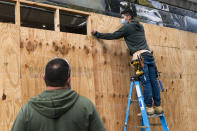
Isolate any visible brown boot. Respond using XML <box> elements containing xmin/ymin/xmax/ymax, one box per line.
<box><xmin>137</xmin><ymin>107</ymin><xmax>154</xmax><ymax>116</ymax></box>
<box><xmin>154</xmin><ymin>106</ymin><xmax>163</xmax><ymax>114</ymax></box>
<box><xmin>146</xmin><ymin>107</ymin><xmax>154</xmax><ymax>115</ymax></box>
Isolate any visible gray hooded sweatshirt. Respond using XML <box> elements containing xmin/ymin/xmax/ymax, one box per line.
<box><xmin>94</xmin><ymin>20</ymin><xmax>150</xmax><ymax>55</ymax></box>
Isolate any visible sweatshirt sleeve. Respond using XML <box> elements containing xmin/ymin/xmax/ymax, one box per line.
<box><xmin>11</xmin><ymin>107</ymin><xmax>26</xmax><ymax>131</ymax></box>
<box><xmin>94</xmin><ymin>25</ymin><xmax>128</xmax><ymax>40</ymax></box>
<box><xmin>89</xmin><ymin>104</ymin><xmax>106</xmax><ymax>131</ymax></box>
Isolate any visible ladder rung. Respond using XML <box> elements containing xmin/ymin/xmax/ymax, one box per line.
<box><xmin>136</xmin><ymin>126</ymin><xmax>147</xmax><ymax>129</ymax></box>
<box><xmin>127</xmin><ymin>125</ymin><xmax>147</xmax><ymax>129</ymax></box>
<box><xmin>124</xmin><ymin>81</ymin><xmax>169</xmax><ymax>131</ymax></box>
<box><xmin>150</xmin><ymin>123</ymin><xmax>162</xmax><ymax>126</ymax></box>
<box><xmin>131</xmin><ymin>100</ymin><xmax>138</xmax><ymax>102</ymax></box>
<box><xmin>148</xmin><ymin>113</ymin><xmax>164</xmax><ymax>118</ymax></box>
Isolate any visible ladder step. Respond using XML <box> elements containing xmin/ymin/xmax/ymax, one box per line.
<box><xmin>138</xmin><ymin>113</ymin><xmax>164</xmax><ymax>117</ymax></box>
<box><xmin>150</xmin><ymin>123</ymin><xmax>162</xmax><ymax>126</ymax></box>
<box><xmin>136</xmin><ymin>126</ymin><xmax>147</xmax><ymax>129</ymax></box>
<box><xmin>148</xmin><ymin>113</ymin><xmax>164</xmax><ymax>118</ymax></box>
<box><xmin>131</xmin><ymin>100</ymin><xmax>138</xmax><ymax>102</ymax></box>
<box><xmin>124</xmin><ymin>81</ymin><xmax>169</xmax><ymax>131</ymax></box>
<box><xmin>128</xmin><ymin>125</ymin><xmax>147</xmax><ymax>128</ymax></box>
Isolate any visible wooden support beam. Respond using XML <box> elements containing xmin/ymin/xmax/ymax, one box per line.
<box><xmin>15</xmin><ymin>0</ymin><xmax>20</xmax><ymax>25</ymax></box>
<box><xmin>54</xmin><ymin>8</ymin><xmax>60</xmax><ymax>32</ymax></box>
<box><xmin>4</xmin><ymin>0</ymin><xmax>90</xmax><ymax>15</ymax></box>
<box><xmin>5</xmin><ymin>0</ymin><xmax>91</xmax><ymax>33</ymax></box>
<box><xmin>87</xmin><ymin>14</ymin><xmax>92</xmax><ymax>36</ymax></box>
<box><xmin>17</xmin><ymin>0</ymin><xmax>90</xmax><ymax>16</ymax></box>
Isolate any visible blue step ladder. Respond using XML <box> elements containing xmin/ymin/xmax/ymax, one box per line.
<box><xmin>124</xmin><ymin>77</ymin><xmax>169</xmax><ymax>131</ymax></box>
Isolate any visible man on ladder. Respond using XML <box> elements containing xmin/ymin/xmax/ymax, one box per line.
<box><xmin>91</xmin><ymin>4</ymin><xmax>163</xmax><ymax>115</ymax></box>
<box><xmin>125</xmin><ymin>56</ymin><xmax>169</xmax><ymax>131</ymax></box>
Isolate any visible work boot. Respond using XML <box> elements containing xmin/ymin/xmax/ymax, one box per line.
<box><xmin>154</xmin><ymin>106</ymin><xmax>163</xmax><ymax>114</ymax></box>
<box><xmin>137</xmin><ymin>107</ymin><xmax>154</xmax><ymax>116</ymax></box>
<box><xmin>146</xmin><ymin>107</ymin><xmax>155</xmax><ymax>115</ymax></box>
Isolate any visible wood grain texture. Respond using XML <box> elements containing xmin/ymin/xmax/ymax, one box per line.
<box><xmin>144</xmin><ymin>23</ymin><xmax>181</xmax><ymax>48</ymax></box>
<box><xmin>0</xmin><ymin>10</ymin><xmax>197</xmax><ymax>131</ymax></box>
<box><xmin>0</xmin><ymin>23</ymin><xmax>21</xmax><ymax>130</ymax></box>
<box><xmin>180</xmin><ymin>31</ymin><xmax>197</xmax><ymax>51</ymax></box>
<box><xmin>20</xmin><ymin>27</ymin><xmax>95</xmax><ymax>102</ymax></box>
<box><xmin>91</xmin><ymin>13</ymin><xmax>138</xmax><ymax>131</ymax></box>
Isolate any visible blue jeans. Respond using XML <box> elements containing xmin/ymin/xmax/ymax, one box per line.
<box><xmin>139</xmin><ymin>55</ymin><xmax>161</xmax><ymax>107</ymax></box>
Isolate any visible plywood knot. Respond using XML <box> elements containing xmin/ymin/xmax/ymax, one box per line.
<box><xmin>54</xmin><ymin>46</ymin><xmax>59</xmax><ymax>51</ymax></box>
<box><xmin>26</xmin><ymin>41</ymin><xmax>37</xmax><ymax>53</ymax></box>
<box><xmin>72</xmin><ymin>46</ymin><xmax>75</xmax><ymax>51</ymax></box>
<box><xmin>25</xmin><ymin>64</ymin><xmax>29</xmax><ymax>68</ymax></box>
<box><xmin>39</xmin><ymin>42</ymin><xmax>42</xmax><ymax>48</ymax></box>
<box><xmin>4</xmin><ymin>62</ymin><xmax>8</xmax><ymax>66</ymax></box>
<box><xmin>2</xmin><ymin>93</ymin><xmax>6</xmax><ymax>100</ymax></box>
<box><xmin>180</xmin><ymin>74</ymin><xmax>182</xmax><ymax>79</ymax></box>
<box><xmin>84</xmin><ymin>45</ymin><xmax>90</xmax><ymax>54</ymax></box>
<box><xmin>120</xmin><ymin>52</ymin><xmax>123</xmax><ymax>56</ymax></box>
<box><xmin>59</xmin><ymin>45</ymin><xmax>69</xmax><ymax>55</ymax></box>
<box><xmin>102</xmin><ymin>46</ymin><xmax>107</xmax><ymax>54</ymax></box>
<box><xmin>161</xmin><ymin>56</ymin><xmax>163</xmax><ymax>60</ymax></box>
<box><xmin>52</xmin><ymin>41</ymin><xmax>56</xmax><ymax>46</ymax></box>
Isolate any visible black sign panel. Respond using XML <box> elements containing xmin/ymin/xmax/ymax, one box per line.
<box><xmin>28</xmin><ymin>0</ymin><xmax>197</xmax><ymax>33</ymax></box>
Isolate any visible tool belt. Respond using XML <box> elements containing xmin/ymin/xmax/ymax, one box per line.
<box><xmin>130</xmin><ymin>56</ymin><xmax>144</xmax><ymax>76</ymax></box>
<box><xmin>132</xmin><ymin>50</ymin><xmax>151</xmax><ymax>61</ymax></box>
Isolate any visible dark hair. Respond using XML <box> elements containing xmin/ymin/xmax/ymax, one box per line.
<box><xmin>121</xmin><ymin>8</ymin><xmax>133</xmax><ymax>17</ymax></box>
<box><xmin>45</xmin><ymin>58</ymin><xmax>70</xmax><ymax>87</ymax></box>
<box><xmin>120</xmin><ymin>4</ymin><xmax>137</xmax><ymax>18</ymax></box>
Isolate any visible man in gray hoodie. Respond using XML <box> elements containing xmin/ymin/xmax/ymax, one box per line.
<box><xmin>11</xmin><ymin>58</ymin><xmax>106</xmax><ymax>131</ymax></box>
<box><xmin>92</xmin><ymin>8</ymin><xmax>163</xmax><ymax>115</ymax></box>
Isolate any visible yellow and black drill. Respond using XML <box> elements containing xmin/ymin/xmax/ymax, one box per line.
<box><xmin>130</xmin><ymin>55</ymin><xmax>144</xmax><ymax>76</ymax></box>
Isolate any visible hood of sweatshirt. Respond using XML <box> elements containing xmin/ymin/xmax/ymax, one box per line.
<box><xmin>134</xmin><ymin>21</ymin><xmax>144</xmax><ymax>31</ymax></box>
<box><xmin>29</xmin><ymin>89</ymin><xmax>79</xmax><ymax>119</ymax></box>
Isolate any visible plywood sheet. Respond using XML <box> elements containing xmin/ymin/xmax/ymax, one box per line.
<box><xmin>143</xmin><ymin>23</ymin><xmax>180</xmax><ymax>48</ymax></box>
<box><xmin>181</xmin><ymin>74</ymin><xmax>197</xmax><ymax>131</ymax></box>
<box><xmin>181</xmin><ymin>50</ymin><xmax>197</xmax><ymax>75</ymax></box>
<box><xmin>91</xmin><ymin>13</ymin><xmax>139</xmax><ymax>131</ymax></box>
<box><xmin>20</xmin><ymin>27</ymin><xmax>95</xmax><ymax>102</ymax></box>
<box><xmin>64</xmin><ymin>33</ymin><xmax>95</xmax><ymax>102</ymax></box>
<box><xmin>0</xmin><ymin>10</ymin><xmax>197</xmax><ymax>131</ymax></box>
<box><xmin>0</xmin><ymin>23</ymin><xmax>21</xmax><ymax>130</ymax></box>
<box><xmin>180</xmin><ymin>30</ymin><xmax>197</xmax><ymax>51</ymax></box>
<box><xmin>150</xmin><ymin>45</ymin><xmax>183</xmax><ymax>74</ymax></box>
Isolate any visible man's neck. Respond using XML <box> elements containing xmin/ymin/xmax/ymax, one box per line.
<box><xmin>46</xmin><ymin>86</ymin><xmax>69</xmax><ymax>90</ymax></box>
